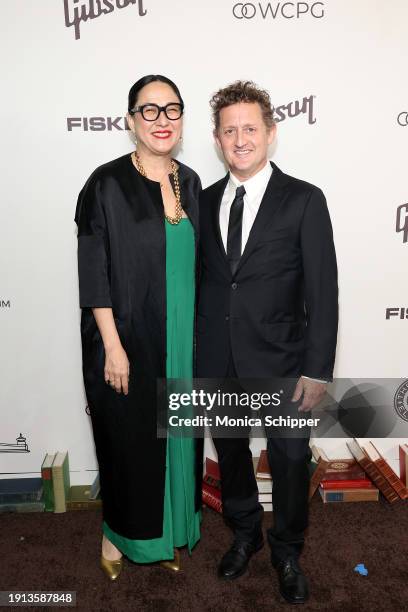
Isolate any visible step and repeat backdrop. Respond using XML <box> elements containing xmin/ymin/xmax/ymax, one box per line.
<box><xmin>1</xmin><ymin>0</ymin><xmax>407</xmax><ymax>482</ymax></box>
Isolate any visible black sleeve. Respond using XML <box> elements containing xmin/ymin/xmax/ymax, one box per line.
<box><xmin>74</xmin><ymin>175</ymin><xmax>112</xmax><ymax>309</ymax></box>
<box><xmin>300</xmin><ymin>187</ymin><xmax>338</xmax><ymax>380</ymax></box>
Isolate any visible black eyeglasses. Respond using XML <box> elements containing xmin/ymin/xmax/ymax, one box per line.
<box><xmin>129</xmin><ymin>102</ymin><xmax>184</xmax><ymax>121</ymax></box>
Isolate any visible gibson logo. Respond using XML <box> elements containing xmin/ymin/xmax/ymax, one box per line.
<box><xmin>396</xmin><ymin>203</ymin><xmax>408</xmax><ymax>243</ymax></box>
<box><xmin>64</xmin><ymin>0</ymin><xmax>147</xmax><ymax>40</ymax></box>
<box><xmin>274</xmin><ymin>95</ymin><xmax>316</xmax><ymax>125</ymax></box>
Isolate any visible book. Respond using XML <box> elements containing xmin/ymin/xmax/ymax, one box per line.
<box><xmin>203</xmin><ymin>457</ymin><xmax>221</xmax><ymax>489</ymax></box>
<box><xmin>41</xmin><ymin>453</ymin><xmax>56</xmax><ymax>512</ymax></box>
<box><xmin>261</xmin><ymin>502</ymin><xmax>273</xmax><ymax>512</ymax></box>
<box><xmin>313</xmin><ymin>446</ymin><xmax>365</xmax><ymax>480</ymax></box>
<box><xmin>253</xmin><ymin>456</ymin><xmax>273</xmax><ymax>492</ymax></box>
<box><xmin>399</xmin><ymin>444</ymin><xmax>408</xmax><ymax>487</ymax></box>
<box><xmin>0</xmin><ymin>500</ymin><xmax>45</xmax><ymax>513</ymax></box>
<box><xmin>309</xmin><ymin>448</ymin><xmax>329</xmax><ymax>500</ymax></box>
<box><xmin>256</xmin><ymin>450</ymin><xmax>271</xmax><ymax>479</ymax></box>
<box><xmin>89</xmin><ymin>473</ymin><xmax>100</xmax><ymax>500</ymax></box>
<box><xmin>67</xmin><ymin>485</ymin><xmax>102</xmax><ymax>510</ymax></box>
<box><xmin>257</xmin><ymin>479</ymin><xmax>273</xmax><ymax>493</ymax></box>
<box><xmin>320</xmin><ymin>478</ymin><xmax>375</xmax><ymax>490</ymax></box>
<box><xmin>347</xmin><ymin>439</ymin><xmax>399</xmax><ymax>503</ymax></box>
<box><xmin>202</xmin><ymin>482</ymin><xmax>222</xmax><ymax>513</ymax></box>
<box><xmin>52</xmin><ymin>451</ymin><xmax>70</xmax><ymax>513</ymax></box>
<box><xmin>319</xmin><ymin>487</ymin><xmax>379</xmax><ymax>503</ymax></box>
<box><xmin>363</xmin><ymin>442</ymin><xmax>408</xmax><ymax>500</ymax></box>
<box><xmin>0</xmin><ymin>478</ymin><xmax>43</xmax><ymax>504</ymax></box>
<box><xmin>259</xmin><ymin>492</ymin><xmax>273</xmax><ymax>503</ymax></box>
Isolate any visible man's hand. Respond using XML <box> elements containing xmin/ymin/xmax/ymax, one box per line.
<box><xmin>291</xmin><ymin>377</ymin><xmax>326</xmax><ymax>412</ymax></box>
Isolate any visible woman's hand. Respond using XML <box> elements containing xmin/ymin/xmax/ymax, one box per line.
<box><xmin>104</xmin><ymin>343</ymin><xmax>130</xmax><ymax>395</ymax></box>
<box><xmin>91</xmin><ymin>308</ymin><xmax>130</xmax><ymax>396</ymax></box>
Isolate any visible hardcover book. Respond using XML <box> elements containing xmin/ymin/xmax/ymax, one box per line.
<box><xmin>347</xmin><ymin>439</ymin><xmax>399</xmax><ymax>503</ymax></box>
<box><xmin>0</xmin><ymin>478</ymin><xmax>43</xmax><ymax>504</ymax></box>
<box><xmin>309</xmin><ymin>447</ymin><xmax>330</xmax><ymax>500</ymax></box>
<box><xmin>399</xmin><ymin>444</ymin><xmax>408</xmax><ymax>488</ymax></box>
<box><xmin>320</xmin><ymin>478</ymin><xmax>375</xmax><ymax>490</ymax></box>
<box><xmin>202</xmin><ymin>482</ymin><xmax>222</xmax><ymax>513</ymax></box>
<box><xmin>319</xmin><ymin>487</ymin><xmax>379</xmax><ymax>503</ymax></box>
<box><xmin>41</xmin><ymin>453</ymin><xmax>56</xmax><ymax>512</ymax></box>
<box><xmin>363</xmin><ymin>442</ymin><xmax>408</xmax><ymax>500</ymax></box>
<box><xmin>203</xmin><ymin>457</ymin><xmax>221</xmax><ymax>489</ymax></box>
<box><xmin>52</xmin><ymin>451</ymin><xmax>70</xmax><ymax>513</ymax></box>
<box><xmin>256</xmin><ymin>450</ymin><xmax>271</xmax><ymax>479</ymax></box>
<box><xmin>253</xmin><ymin>456</ymin><xmax>273</xmax><ymax>492</ymax></box>
<box><xmin>89</xmin><ymin>473</ymin><xmax>100</xmax><ymax>500</ymax></box>
<box><xmin>67</xmin><ymin>485</ymin><xmax>102</xmax><ymax>510</ymax></box>
<box><xmin>0</xmin><ymin>500</ymin><xmax>45</xmax><ymax>513</ymax></box>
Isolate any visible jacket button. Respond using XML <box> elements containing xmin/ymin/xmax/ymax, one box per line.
<box><xmin>225</xmin><ymin>315</ymin><xmax>230</xmax><ymax>321</ymax></box>
<box><xmin>231</xmin><ymin>283</ymin><xmax>238</xmax><ymax>290</ymax></box>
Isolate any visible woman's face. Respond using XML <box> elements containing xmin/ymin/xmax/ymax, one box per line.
<box><xmin>127</xmin><ymin>81</ymin><xmax>183</xmax><ymax>157</ymax></box>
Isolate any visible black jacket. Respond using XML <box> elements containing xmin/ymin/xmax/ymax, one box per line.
<box><xmin>196</xmin><ymin>162</ymin><xmax>338</xmax><ymax>380</ymax></box>
<box><xmin>75</xmin><ymin>153</ymin><xmax>202</xmax><ymax>539</ymax></box>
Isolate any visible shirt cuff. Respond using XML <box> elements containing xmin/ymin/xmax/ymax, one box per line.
<box><xmin>302</xmin><ymin>375</ymin><xmax>328</xmax><ymax>384</ymax></box>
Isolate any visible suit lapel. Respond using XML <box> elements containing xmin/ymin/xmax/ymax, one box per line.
<box><xmin>236</xmin><ymin>162</ymin><xmax>288</xmax><ymax>274</ymax></box>
<box><xmin>210</xmin><ymin>174</ymin><xmax>230</xmax><ymax>266</ymax></box>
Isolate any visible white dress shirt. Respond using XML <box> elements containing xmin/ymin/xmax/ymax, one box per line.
<box><xmin>219</xmin><ymin>161</ymin><xmax>326</xmax><ymax>385</ymax></box>
<box><xmin>219</xmin><ymin>162</ymin><xmax>272</xmax><ymax>253</ymax></box>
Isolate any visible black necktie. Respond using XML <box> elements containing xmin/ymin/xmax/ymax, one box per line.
<box><xmin>227</xmin><ymin>185</ymin><xmax>246</xmax><ymax>275</ymax></box>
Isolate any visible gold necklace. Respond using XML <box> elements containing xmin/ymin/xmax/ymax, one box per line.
<box><xmin>133</xmin><ymin>151</ymin><xmax>183</xmax><ymax>225</ymax></box>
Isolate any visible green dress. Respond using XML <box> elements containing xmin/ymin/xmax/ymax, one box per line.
<box><xmin>103</xmin><ymin>218</ymin><xmax>201</xmax><ymax>562</ymax></box>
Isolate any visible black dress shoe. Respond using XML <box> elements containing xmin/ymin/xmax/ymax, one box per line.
<box><xmin>218</xmin><ymin>538</ymin><xmax>264</xmax><ymax>580</ymax></box>
<box><xmin>275</xmin><ymin>557</ymin><xmax>309</xmax><ymax>604</ymax></box>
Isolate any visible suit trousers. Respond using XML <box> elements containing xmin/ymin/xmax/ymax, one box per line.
<box><xmin>211</xmin><ymin>352</ymin><xmax>312</xmax><ymax>564</ymax></box>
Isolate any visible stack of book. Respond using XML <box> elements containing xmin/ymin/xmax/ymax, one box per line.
<box><xmin>67</xmin><ymin>474</ymin><xmax>101</xmax><ymax>511</ymax></box>
<box><xmin>202</xmin><ymin>457</ymin><xmax>222</xmax><ymax>513</ymax></box>
<box><xmin>347</xmin><ymin>439</ymin><xmax>408</xmax><ymax>503</ymax></box>
<box><xmin>202</xmin><ymin>453</ymin><xmax>274</xmax><ymax>513</ymax></box>
<box><xmin>0</xmin><ymin>450</ymin><xmax>71</xmax><ymax>514</ymax></box>
<box><xmin>255</xmin><ymin>450</ymin><xmax>273</xmax><ymax>512</ymax></box>
<box><xmin>42</xmin><ymin>451</ymin><xmax>101</xmax><ymax>512</ymax></box>
<box><xmin>1</xmin><ymin>450</ymin><xmax>101</xmax><ymax>514</ymax></box>
<box><xmin>309</xmin><ymin>439</ymin><xmax>408</xmax><ymax>504</ymax></box>
<box><xmin>0</xmin><ymin>477</ymin><xmax>44</xmax><ymax>513</ymax></box>
<box><xmin>310</xmin><ymin>445</ymin><xmax>379</xmax><ymax>503</ymax></box>
<box><xmin>41</xmin><ymin>451</ymin><xmax>71</xmax><ymax>512</ymax></box>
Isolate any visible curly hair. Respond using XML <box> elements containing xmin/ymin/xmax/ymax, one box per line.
<box><xmin>210</xmin><ymin>80</ymin><xmax>275</xmax><ymax>130</ymax></box>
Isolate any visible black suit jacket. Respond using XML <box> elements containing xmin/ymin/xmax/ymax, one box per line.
<box><xmin>196</xmin><ymin>162</ymin><xmax>338</xmax><ymax>380</ymax></box>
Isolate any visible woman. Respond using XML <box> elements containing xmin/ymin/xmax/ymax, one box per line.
<box><xmin>75</xmin><ymin>75</ymin><xmax>202</xmax><ymax>579</ymax></box>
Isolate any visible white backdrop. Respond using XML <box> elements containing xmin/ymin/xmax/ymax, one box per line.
<box><xmin>1</xmin><ymin>0</ymin><xmax>407</xmax><ymax>482</ymax></box>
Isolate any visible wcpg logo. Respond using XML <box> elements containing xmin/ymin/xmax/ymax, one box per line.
<box><xmin>64</xmin><ymin>0</ymin><xmax>147</xmax><ymax>40</ymax></box>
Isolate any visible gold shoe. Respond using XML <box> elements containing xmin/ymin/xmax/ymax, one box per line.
<box><xmin>160</xmin><ymin>548</ymin><xmax>181</xmax><ymax>572</ymax></box>
<box><xmin>100</xmin><ymin>554</ymin><xmax>123</xmax><ymax>580</ymax></box>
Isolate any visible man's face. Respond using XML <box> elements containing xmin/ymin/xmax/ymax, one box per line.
<box><xmin>215</xmin><ymin>102</ymin><xmax>276</xmax><ymax>181</ymax></box>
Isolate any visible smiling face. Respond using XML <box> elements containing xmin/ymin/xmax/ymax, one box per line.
<box><xmin>215</xmin><ymin>102</ymin><xmax>276</xmax><ymax>181</ymax></box>
<box><xmin>127</xmin><ymin>81</ymin><xmax>183</xmax><ymax>158</ymax></box>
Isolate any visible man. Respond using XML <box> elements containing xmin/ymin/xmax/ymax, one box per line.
<box><xmin>197</xmin><ymin>81</ymin><xmax>338</xmax><ymax>604</ymax></box>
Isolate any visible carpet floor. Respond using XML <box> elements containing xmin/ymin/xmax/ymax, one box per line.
<box><xmin>1</xmin><ymin>497</ymin><xmax>408</xmax><ymax>612</ymax></box>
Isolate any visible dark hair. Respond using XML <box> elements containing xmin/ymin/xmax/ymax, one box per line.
<box><xmin>128</xmin><ymin>75</ymin><xmax>184</xmax><ymax>113</ymax></box>
<box><xmin>210</xmin><ymin>80</ymin><xmax>275</xmax><ymax>130</ymax></box>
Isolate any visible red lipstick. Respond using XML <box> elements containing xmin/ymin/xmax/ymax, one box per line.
<box><xmin>152</xmin><ymin>130</ymin><xmax>172</xmax><ymax>139</ymax></box>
